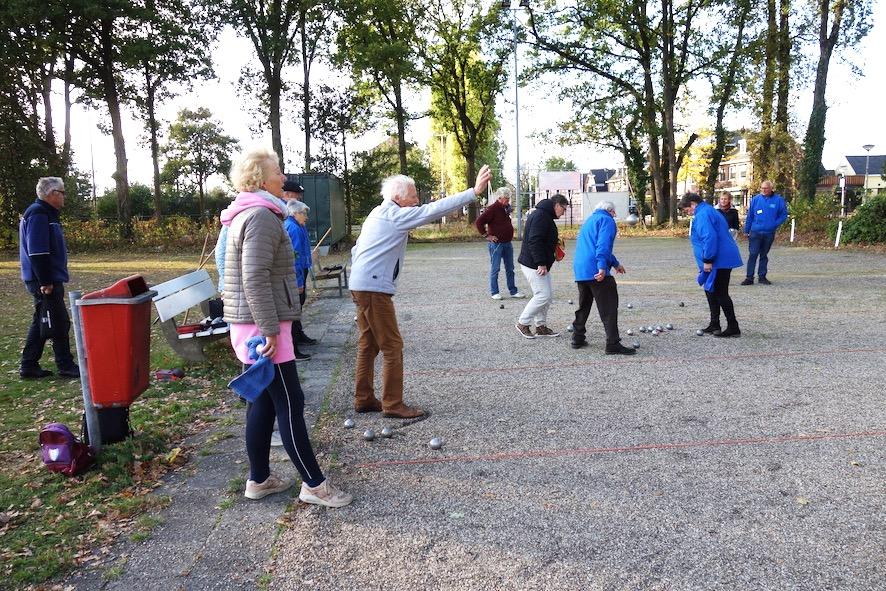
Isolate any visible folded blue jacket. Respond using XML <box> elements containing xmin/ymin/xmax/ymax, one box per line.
<box><xmin>697</xmin><ymin>268</ymin><xmax>718</xmax><ymax>293</ymax></box>
<box><xmin>227</xmin><ymin>336</ymin><xmax>274</xmax><ymax>402</ymax></box>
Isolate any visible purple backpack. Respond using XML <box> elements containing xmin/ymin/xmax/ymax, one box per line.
<box><xmin>39</xmin><ymin>423</ymin><xmax>95</xmax><ymax>476</ymax></box>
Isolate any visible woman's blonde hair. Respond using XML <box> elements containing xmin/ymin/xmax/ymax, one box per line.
<box><xmin>230</xmin><ymin>147</ymin><xmax>279</xmax><ymax>192</ymax></box>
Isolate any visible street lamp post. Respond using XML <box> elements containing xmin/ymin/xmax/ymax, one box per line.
<box><xmin>862</xmin><ymin>144</ymin><xmax>875</xmax><ymax>201</ymax></box>
<box><xmin>502</xmin><ymin>0</ymin><xmax>530</xmax><ymax>237</ymax></box>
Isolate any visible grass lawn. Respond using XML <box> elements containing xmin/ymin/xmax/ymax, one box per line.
<box><xmin>0</xmin><ymin>250</ymin><xmax>240</xmax><ymax>587</ymax></box>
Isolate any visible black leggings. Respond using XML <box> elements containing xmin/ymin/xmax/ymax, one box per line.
<box><xmin>704</xmin><ymin>268</ymin><xmax>738</xmax><ymax>328</ymax></box>
<box><xmin>245</xmin><ymin>360</ymin><xmax>324</xmax><ymax>486</ymax></box>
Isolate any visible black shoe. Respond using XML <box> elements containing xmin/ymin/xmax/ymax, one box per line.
<box><xmin>58</xmin><ymin>366</ymin><xmax>81</xmax><ymax>378</ymax></box>
<box><xmin>714</xmin><ymin>326</ymin><xmax>741</xmax><ymax>338</ymax></box>
<box><xmin>701</xmin><ymin>324</ymin><xmax>721</xmax><ymax>334</ymax></box>
<box><xmin>570</xmin><ymin>340</ymin><xmax>587</xmax><ymax>350</ymax></box>
<box><xmin>758</xmin><ymin>277</ymin><xmax>771</xmax><ymax>285</ymax></box>
<box><xmin>740</xmin><ymin>278</ymin><xmax>754</xmax><ymax>286</ymax></box>
<box><xmin>296</xmin><ymin>334</ymin><xmax>318</xmax><ymax>345</ymax></box>
<box><xmin>294</xmin><ymin>351</ymin><xmax>312</xmax><ymax>362</ymax></box>
<box><xmin>605</xmin><ymin>343</ymin><xmax>637</xmax><ymax>355</ymax></box>
<box><xmin>20</xmin><ymin>368</ymin><xmax>53</xmax><ymax>379</ymax></box>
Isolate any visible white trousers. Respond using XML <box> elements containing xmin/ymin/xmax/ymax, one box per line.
<box><xmin>518</xmin><ymin>264</ymin><xmax>553</xmax><ymax>326</ymax></box>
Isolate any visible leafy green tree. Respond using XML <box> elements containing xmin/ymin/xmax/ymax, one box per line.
<box><xmin>293</xmin><ymin>0</ymin><xmax>335</xmax><ymax>171</ymax></box>
<box><xmin>349</xmin><ymin>138</ymin><xmax>434</xmax><ymax>219</ymax></box>
<box><xmin>128</xmin><ymin>0</ymin><xmax>215</xmax><ymax>218</ymax></box>
<box><xmin>161</xmin><ymin>108</ymin><xmax>238</xmax><ymax>219</ymax></box>
<box><xmin>421</xmin><ymin>0</ymin><xmax>509</xmax><ymax>222</ymax></box>
<box><xmin>543</xmin><ymin>157</ymin><xmax>577</xmax><ymax>171</ymax></box>
<box><xmin>335</xmin><ymin>0</ymin><xmax>426</xmax><ymax>174</ymax></box>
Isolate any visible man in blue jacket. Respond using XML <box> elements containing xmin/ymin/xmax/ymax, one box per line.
<box><xmin>742</xmin><ymin>180</ymin><xmax>788</xmax><ymax>285</ymax></box>
<box><xmin>570</xmin><ymin>201</ymin><xmax>635</xmax><ymax>354</ymax></box>
<box><xmin>19</xmin><ymin>177</ymin><xmax>80</xmax><ymax>379</ymax></box>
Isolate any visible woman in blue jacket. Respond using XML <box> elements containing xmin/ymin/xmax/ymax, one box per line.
<box><xmin>678</xmin><ymin>193</ymin><xmax>743</xmax><ymax>337</ymax></box>
<box><xmin>283</xmin><ymin>200</ymin><xmax>316</xmax><ymax>359</ymax></box>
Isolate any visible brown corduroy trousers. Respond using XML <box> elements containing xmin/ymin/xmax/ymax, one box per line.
<box><xmin>350</xmin><ymin>290</ymin><xmax>404</xmax><ymax>411</ymax></box>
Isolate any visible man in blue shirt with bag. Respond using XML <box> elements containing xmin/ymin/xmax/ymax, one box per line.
<box><xmin>742</xmin><ymin>180</ymin><xmax>788</xmax><ymax>285</ymax></box>
<box><xmin>570</xmin><ymin>200</ymin><xmax>635</xmax><ymax>354</ymax></box>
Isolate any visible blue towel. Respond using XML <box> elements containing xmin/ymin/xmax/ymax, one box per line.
<box><xmin>696</xmin><ymin>268</ymin><xmax>718</xmax><ymax>292</ymax></box>
<box><xmin>227</xmin><ymin>336</ymin><xmax>274</xmax><ymax>402</ymax></box>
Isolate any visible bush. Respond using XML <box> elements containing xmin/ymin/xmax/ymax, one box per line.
<box><xmin>133</xmin><ymin>216</ymin><xmax>212</xmax><ymax>248</ymax></box>
<box><xmin>63</xmin><ymin>219</ymin><xmax>121</xmax><ymax>250</ymax></box>
<box><xmin>839</xmin><ymin>195</ymin><xmax>886</xmax><ymax>244</ymax></box>
<box><xmin>788</xmin><ymin>195</ymin><xmax>838</xmax><ymax>234</ymax></box>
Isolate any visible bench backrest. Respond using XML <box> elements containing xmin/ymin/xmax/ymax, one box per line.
<box><xmin>152</xmin><ymin>269</ymin><xmax>217</xmax><ymax>322</ymax></box>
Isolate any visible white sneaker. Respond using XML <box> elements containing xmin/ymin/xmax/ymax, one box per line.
<box><xmin>491</xmin><ymin>293</ymin><xmax>503</xmax><ymax>300</ymax></box>
<box><xmin>270</xmin><ymin>430</ymin><xmax>283</xmax><ymax>447</ymax></box>
<box><xmin>511</xmin><ymin>291</ymin><xmax>526</xmax><ymax>298</ymax></box>
<box><xmin>299</xmin><ymin>479</ymin><xmax>353</xmax><ymax>508</ymax></box>
<box><xmin>245</xmin><ymin>472</ymin><xmax>292</xmax><ymax>499</ymax></box>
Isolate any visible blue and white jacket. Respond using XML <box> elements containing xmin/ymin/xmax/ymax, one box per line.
<box><xmin>20</xmin><ymin>199</ymin><xmax>69</xmax><ymax>284</ymax></box>
<box><xmin>350</xmin><ymin>189</ymin><xmax>477</xmax><ymax>295</ymax></box>
<box><xmin>744</xmin><ymin>193</ymin><xmax>788</xmax><ymax>234</ymax></box>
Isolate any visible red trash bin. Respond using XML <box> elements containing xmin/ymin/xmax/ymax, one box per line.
<box><xmin>78</xmin><ymin>275</ymin><xmax>157</xmax><ymax>408</ymax></box>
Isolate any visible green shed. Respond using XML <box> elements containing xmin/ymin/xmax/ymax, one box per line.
<box><xmin>286</xmin><ymin>172</ymin><xmax>348</xmax><ymax>248</ymax></box>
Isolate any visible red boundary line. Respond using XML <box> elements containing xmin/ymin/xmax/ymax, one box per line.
<box><xmin>406</xmin><ymin>347</ymin><xmax>886</xmax><ymax>377</ymax></box>
<box><xmin>353</xmin><ymin>430</ymin><xmax>886</xmax><ymax>470</ymax></box>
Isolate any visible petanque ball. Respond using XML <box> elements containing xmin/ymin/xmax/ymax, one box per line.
<box><xmin>626</xmin><ymin>329</ymin><xmax>634</xmax><ymax>336</ymax></box>
<box><xmin>381</xmin><ymin>426</ymin><xmax>393</xmax><ymax>438</ymax></box>
<box><xmin>627</xmin><ymin>303</ymin><xmax>633</xmax><ymax>309</ymax></box>
<box><xmin>499</xmin><ymin>304</ymin><xmax>504</xmax><ymax>309</ymax></box>
<box><xmin>429</xmin><ymin>437</ymin><xmax>443</xmax><ymax>450</ymax></box>
<box><xmin>343</xmin><ymin>418</ymin><xmax>355</xmax><ymax>429</ymax></box>
<box><xmin>666</xmin><ymin>323</ymin><xmax>673</xmax><ymax>330</ymax></box>
<box><xmin>640</xmin><ymin>327</ymin><xmax>647</xmax><ymax>333</ymax></box>
<box><xmin>647</xmin><ymin>326</ymin><xmax>654</xmax><ymax>332</ymax></box>
<box><xmin>363</xmin><ymin>429</ymin><xmax>375</xmax><ymax>441</ymax></box>
<box><xmin>652</xmin><ymin>330</ymin><xmax>660</xmax><ymax>336</ymax></box>
<box><xmin>655</xmin><ymin>325</ymin><xmax>663</xmax><ymax>332</ymax></box>
<box><xmin>567</xmin><ymin>325</ymin><xmax>574</xmax><ymax>332</ymax></box>
<box><xmin>696</xmin><ymin>329</ymin><xmax>704</xmax><ymax>336</ymax></box>
<box><xmin>632</xmin><ymin>341</ymin><xmax>640</xmax><ymax>349</ymax></box>
<box><xmin>568</xmin><ymin>300</ymin><xmax>573</xmax><ymax>305</ymax></box>
<box><xmin>679</xmin><ymin>302</ymin><xmax>685</xmax><ymax>307</ymax></box>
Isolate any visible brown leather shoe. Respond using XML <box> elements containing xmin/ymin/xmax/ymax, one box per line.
<box><xmin>355</xmin><ymin>398</ymin><xmax>383</xmax><ymax>413</ymax></box>
<box><xmin>382</xmin><ymin>404</ymin><xmax>426</xmax><ymax>419</ymax></box>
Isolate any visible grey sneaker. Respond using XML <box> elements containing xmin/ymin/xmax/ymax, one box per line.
<box><xmin>299</xmin><ymin>479</ymin><xmax>353</xmax><ymax>508</ymax></box>
<box><xmin>515</xmin><ymin>322</ymin><xmax>535</xmax><ymax>339</ymax></box>
<box><xmin>245</xmin><ymin>472</ymin><xmax>292</xmax><ymax>500</ymax></box>
<box><xmin>270</xmin><ymin>430</ymin><xmax>283</xmax><ymax>447</ymax></box>
<box><xmin>535</xmin><ymin>325</ymin><xmax>560</xmax><ymax>337</ymax></box>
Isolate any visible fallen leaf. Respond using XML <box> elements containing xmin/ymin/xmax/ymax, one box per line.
<box><xmin>795</xmin><ymin>496</ymin><xmax>810</xmax><ymax>506</ymax></box>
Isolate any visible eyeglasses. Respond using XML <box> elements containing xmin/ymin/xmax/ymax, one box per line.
<box><xmin>55</xmin><ymin>189</ymin><xmax>66</xmax><ymax>195</ymax></box>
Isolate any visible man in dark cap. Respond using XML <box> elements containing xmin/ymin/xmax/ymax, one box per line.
<box><xmin>282</xmin><ymin>180</ymin><xmax>304</xmax><ymax>202</ymax></box>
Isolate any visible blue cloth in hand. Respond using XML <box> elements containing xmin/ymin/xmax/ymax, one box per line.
<box><xmin>227</xmin><ymin>336</ymin><xmax>274</xmax><ymax>402</ymax></box>
<box><xmin>697</xmin><ymin>268</ymin><xmax>718</xmax><ymax>293</ymax></box>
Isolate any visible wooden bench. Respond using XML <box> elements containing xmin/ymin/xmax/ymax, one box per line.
<box><xmin>310</xmin><ymin>253</ymin><xmax>349</xmax><ymax>297</ymax></box>
<box><xmin>152</xmin><ymin>269</ymin><xmax>229</xmax><ymax>362</ymax></box>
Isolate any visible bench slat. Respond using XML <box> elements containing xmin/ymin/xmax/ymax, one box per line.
<box><xmin>154</xmin><ymin>277</ymin><xmax>218</xmax><ymax>322</ymax></box>
<box><xmin>152</xmin><ymin>269</ymin><xmax>213</xmax><ymax>300</ymax></box>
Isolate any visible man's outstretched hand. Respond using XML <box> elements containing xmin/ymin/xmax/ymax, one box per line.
<box><xmin>473</xmin><ymin>165</ymin><xmax>492</xmax><ymax>196</ymax></box>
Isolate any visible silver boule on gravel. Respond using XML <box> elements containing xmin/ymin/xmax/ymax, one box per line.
<box><xmin>429</xmin><ymin>437</ymin><xmax>444</xmax><ymax>450</ymax></box>
<box><xmin>627</xmin><ymin>303</ymin><xmax>633</xmax><ymax>309</ymax></box>
<box><xmin>568</xmin><ymin>299</ymin><xmax>573</xmax><ymax>305</ymax></box>
<box><xmin>632</xmin><ymin>341</ymin><xmax>640</xmax><ymax>349</ymax></box>
<box><xmin>567</xmin><ymin>325</ymin><xmax>574</xmax><ymax>332</ymax></box>
<box><xmin>381</xmin><ymin>426</ymin><xmax>393</xmax><ymax>438</ymax></box>
<box><xmin>666</xmin><ymin>323</ymin><xmax>673</xmax><ymax>330</ymax></box>
<box><xmin>647</xmin><ymin>326</ymin><xmax>654</xmax><ymax>332</ymax></box>
<box><xmin>696</xmin><ymin>329</ymin><xmax>704</xmax><ymax>336</ymax></box>
<box><xmin>499</xmin><ymin>304</ymin><xmax>504</xmax><ymax>309</ymax></box>
<box><xmin>363</xmin><ymin>429</ymin><xmax>375</xmax><ymax>441</ymax></box>
<box><xmin>343</xmin><ymin>418</ymin><xmax>355</xmax><ymax>429</ymax></box>
<box><xmin>679</xmin><ymin>302</ymin><xmax>685</xmax><ymax>307</ymax></box>
<box><xmin>655</xmin><ymin>325</ymin><xmax>663</xmax><ymax>332</ymax></box>
<box><xmin>652</xmin><ymin>330</ymin><xmax>660</xmax><ymax>336</ymax></box>
<box><xmin>640</xmin><ymin>327</ymin><xmax>647</xmax><ymax>333</ymax></box>
<box><xmin>626</xmin><ymin>329</ymin><xmax>634</xmax><ymax>336</ymax></box>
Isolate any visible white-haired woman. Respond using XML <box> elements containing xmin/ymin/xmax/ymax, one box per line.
<box><xmin>219</xmin><ymin>147</ymin><xmax>351</xmax><ymax>507</ymax></box>
<box><xmin>283</xmin><ymin>199</ymin><xmax>317</xmax><ymax>349</ymax></box>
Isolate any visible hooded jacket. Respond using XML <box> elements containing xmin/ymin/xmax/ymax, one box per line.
<box><xmin>349</xmin><ymin>188</ymin><xmax>476</xmax><ymax>295</ymax></box>
<box><xmin>220</xmin><ymin>192</ymin><xmax>300</xmax><ymax>335</ymax></box>
<box><xmin>518</xmin><ymin>199</ymin><xmax>559</xmax><ymax>270</ymax></box>
<box><xmin>574</xmin><ymin>208</ymin><xmax>620</xmax><ymax>281</ymax></box>
<box><xmin>690</xmin><ymin>201</ymin><xmax>742</xmax><ymax>270</ymax></box>
<box><xmin>20</xmin><ymin>198</ymin><xmax>69</xmax><ymax>284</ymax></box>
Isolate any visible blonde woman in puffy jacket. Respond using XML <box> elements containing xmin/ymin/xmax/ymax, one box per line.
<box><xmin>220</xmin><ymin>147</ymin><xmax>351</xmax><ymax>507</ymax></box>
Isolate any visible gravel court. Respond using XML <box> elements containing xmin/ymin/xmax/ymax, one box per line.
<box><xmin>270</xmin><ymin>238</ymin><xmax>885</xmax><ymax>590</ymax></box>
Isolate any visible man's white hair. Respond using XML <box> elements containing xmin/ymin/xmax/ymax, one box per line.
<box><xmin>36</xmin><ymin>177</ymin><xmax>64</xmax><ymax>200</ymax></box>
<box><xmin>595</xmin><ymin>200</ymin><xmax>616</xmax><ymax>212</ymax></box>
<box><xmin>285</xmin><ymin>199</ymin><xmax>309</xmax><ymax>217</ymax></box>
<box><xmin>380</xmin><ymin>175</ymin><xmax>416</xmax><ymax>201</ymax></box>
<box><xmin>489</xmin><ymin>186</ymin><xmax>512</xmax><ymax>205</ymax></box>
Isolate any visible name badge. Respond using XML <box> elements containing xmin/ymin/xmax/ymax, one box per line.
<box><xmin>757</xmin><ymin>209</ymin><xmax>763</xmax><ymax>214</ymax></box>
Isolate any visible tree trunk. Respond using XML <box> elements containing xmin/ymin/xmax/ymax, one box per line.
<box><xmin>144</xmin><ymin>63</ymin><xmax>163</xmax><ymax>219</ymax></box>
<box><xmin>100</xmin><ymin>19</ymin><xmax>131</xmax><ymax>239</ymax></box>
<box><xmin>269</xmin><ymin>69</ymin><xmax>284</xmax><ymax>170</ymax></box>
<box><xmin>342</xmin><ymin>130</ymin><xmax>351</xmax><ymax>237</ymax></box>
<box><xmin>393</xmin><ymin>79</ymin><xmax>408</xmax><ymax>174</ymax></box>
<box><xmin>41</xmin><ymin>64</ymin><xmax>58</xmax><ymax>167</ymax></box>
<box><xmin>465</xmin><ymin>155</ymin><xmax>477</xmax><ymax>223</ymax></box>
<box><xmin>798</xmin><ymin>0</ymin><xmax>845</xmax><ymax>202</ymax></box>
<box><xmin>775</xmin><ymin>0</ymin><xmax>791</xmax><ymax>128</ymax></box>
<box><xmin>300</xmin><ymin>15</ymin><xmax>311</xmax><ymax>172</ymax></box>
<box><xmin>62</xmin><ymin>54</ymin><xmax>74</xmax><ymax>170</ymax></box>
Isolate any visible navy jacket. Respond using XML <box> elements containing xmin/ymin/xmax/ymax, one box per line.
<box><xmin>19</xmin><ymin>199</ymin><xmax>69</xmax><ymax>284</ymax></box>
<box><xmin>574</xmin><ymin>209</ymin><xmax>620</xmax><ymax>281</ymax></box>
<box><xmin>518</xmin><ymin>199</ymin><xmax>559</xmax><ymax>270</ymax></box>
<box><xmin>690</xmin><ymin>202</ymin><xmax>742</xmax><ymax>270</ymax></box>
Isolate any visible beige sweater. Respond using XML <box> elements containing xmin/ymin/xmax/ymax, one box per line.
<box><xmin>222</xmin><ymin>204</ymin><xmax>300</xmax><ymax>336</ymax></box>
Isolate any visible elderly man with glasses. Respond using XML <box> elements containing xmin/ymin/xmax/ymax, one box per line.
<box><xmin>19</xmin><ymin>177</ymin><xmax>80</xmax><ymax>379</ymax></box>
